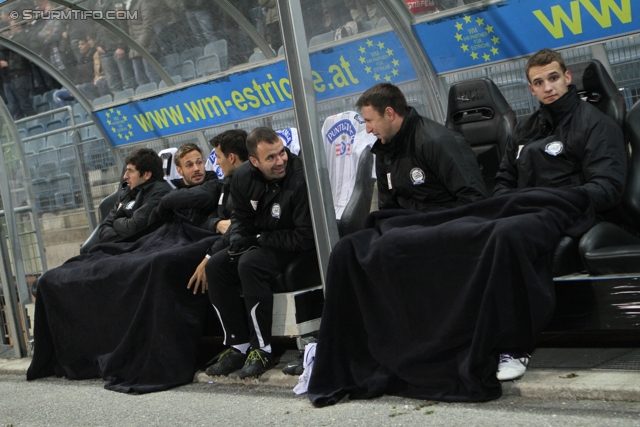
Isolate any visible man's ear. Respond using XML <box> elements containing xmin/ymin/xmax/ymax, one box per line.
<box><xmin>228</xmin><ymin>152</ymin><xmax>237</xmax><ymax>165</ymax></box>
<box><xmin>249</xmin><ymin>156</ymin><xmax>259</xmax><ymax>168</ymax></box>
<box><xmin>143</xmin><ymin>171</ymin><xmax>152</xmax><ymax>180</ymax></box>
<box><xmin>565</xmin><ymin>69</ymin><xmax>572</xmax><ymax>85</ymax></box>
<box><xmin>385</xmin><ymin>106</ymin><xmax>396</xmax><ymax>121</ymax></box>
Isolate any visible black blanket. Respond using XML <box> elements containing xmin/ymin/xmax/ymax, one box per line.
<box><xmin>308</xmin><ymin>188</ymin><xmax>594</xmax><ymax>406</ymax></box>
<box><xmin>27</xmin><ymin>220</ymin><xmax>219</xmax><ymax>393</ymax></box>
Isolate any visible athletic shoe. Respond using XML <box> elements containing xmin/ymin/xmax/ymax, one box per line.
<box><xmin>238</xmin><ymin>349</ymin><xmax>276</xmax><ymax>379</ymax></box>
<box><xmin>282</xmin><ymin>353</ymin><xmax>304</xmax><ymax>376</ymax></box>
<box><xmin>205</xmin><ymin>347</ymin><xmax>246</xmax><ymax>377</ymax></box>
<box><xmin>497</xmin><ymin>353</ymin><xmax>530</xmax><ymax>381</ymax></box>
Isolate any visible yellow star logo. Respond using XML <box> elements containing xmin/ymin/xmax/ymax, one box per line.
<box><xmin>105</xmin><ymin>112</ymin><xmax>110</xmax><ymax>118</ymax></box>
<box><xmin>365</xmin><ymin>66</ymin><xmax>372</xmax><ymax>73</ymax></box>
<box><xmin>116</xmin><ymin>110</ymin><xmax>121</xmax><ymax>115</ymax></box>
<box><xmin>476</xmin><ymin>17</ymin><xmax>484</xmax><ymax>26</ymax></box>
<box><xmin>492</xmin><ymin>36</ymin><xmax>500</xmax><ymax>44</ymax></box>
<box><xmin>392</xmin><ymin>69</ymin><xmax>399</xmax><ymax>76</ymax></box>
<box><xmin>461</xmin><ymin>44</ymin><xmax>469</xmax><ymax>52</ymax></box>
<box><xmin>109</xmin><ymin>108</ymin><xmax>114</xmax><ymax>113</ymax></box>
<box><xmin>392</xmin><ymin>59</ymin><xmax>399</xmax><ymax>66</ymax></box>
<box><xmin>111</xmin><ymin>127</ymin><xmax>116</xmax><ymax>133</ymax></box>
<box><xmin>377</xmin><ymin>41</ymin><xmax>384</xmax><ymax>49</ymax></box>
<box><xmin>483</xmin><ymin>53</ymin><xmax>491</xmax><ymax>61</ymax></box>
<box><xmin>386</xmin><ymin>48</ymin><xmax>393</xmax><ymax>56</ymax></box>
<box><xmin>486</xmin><ymin>25</ymin><xmax>493</xmax><ymax>34</ymax></box>
<box><xmin>471</xmin><ymin>52</ymin><xmax>478</xmax><ymax>60</ymax></box>
<box><xmin>129</xmin><ymin>131</ymin><xmax>133</xmax><ymax>136</ymax></box>
<box><xmin>359</xmin><ymin>56</ymin><xmax>366</xmax><ymax>64</ymax></box>
<box><xmin>359</xmin><ymin>46</ymin><xmax>366</xmax><ymax>54</ymax></box>
<box><xmin>455</xmin><ymin>33</ymin><xmax>462</xmax><ymax>41</ymax></box>
<box><xmin>491</xmin><ymin>47</ymin><xmax>499</xmax><ymax>55</ymax></box>
<box><xmin>106</xmin><ymin>120</ymin><xmax>111</xmax><ymax>125</ymax></box>
<box><xmin>384</xmin><ymin>75</ymin><xmax>391</xmax><ymax>82</ymax></box>
<box><xmin>125</xmin><ymin>135</ymin><xmax>130</xmax><ymax>141</ymax></box>
<box><xmin>374</xmin><ymin>73</ymin><xmax>381</xmax><ymax>81</ymax></box>
<box><xmin>122</xmin><ymin>116</ymin><xmax>127</xmax><ymax>121</ymax></box>
<box><xmin>455</xmin><ymin>22</ymin><xmax>463</xmax><ymax>31</ymax></box>
<box><xmin>128</xmin><ymin>123</ymin><xmax>133</xmax><ymax>129</ymax></box>
<box><xmin>366</xmin><ymin>39</ymin><xmax>373</xmax><ymax>47</ymax></box>
<box><xmin>118</xmin><ymin>133</ymin><xmax>123</xmax><ymax>139</ymax></box>
<box><xmin>464</xmin><ymin>16</ymin><xmax>471</xmax><ymax>23</ymax></box>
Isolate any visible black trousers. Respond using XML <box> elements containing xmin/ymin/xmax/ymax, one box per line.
<box><xmin>206</xmin><ymin>246</ymin><xmax>299</xmax><ymax>349</ymax></box>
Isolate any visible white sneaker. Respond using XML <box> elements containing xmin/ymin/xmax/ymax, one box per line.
<box><xmin>496</xmin><ymin>353</ymin><xmax>530</xmax><ymax>381</ymax></box>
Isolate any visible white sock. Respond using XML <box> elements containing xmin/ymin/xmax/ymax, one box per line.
<box><xmin>232</xmin><ymin>343</ymin><xmax>250</xmax><ymax>354</ymax></box>
<box><xmin>260</xmin><ymin>344</ymin><xmax>272</xmax><ymax>353</ymax></box>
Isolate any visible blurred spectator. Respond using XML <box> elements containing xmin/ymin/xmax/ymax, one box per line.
<box><xmin>94</xmin><ymin>0</ymin><xmax>136</xmax><ymax>92</ymax></box>
<box><xmin>0</xmin><ymin>22</ymin><xmax>36</xmax><ymax>119</ymax></box>
<box><xmin>344</xmin><ymin>0</ymin><xmax>384</xmax><ymax>25</ymax></box>
<box><xmin>259</xmin><ymin>0</ymin><xmax>281</xmax><ymax>53</ymax></box>
<box><xmin>127</xmin><ymin>0</ymin><xmax>161</xmax><ymax>86</ymax></box>
<box><xmin>183</xmin><ymin>0</ymin><xmax>216</xmax><ymax>47</ymax></box>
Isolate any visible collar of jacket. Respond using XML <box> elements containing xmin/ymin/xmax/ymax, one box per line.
<box><xmin>370</xmin><ymin>107</ymin><xmax>419</xmax><ymax>159</ymax></box>
<box><xmin>121</xmin><ymin>176</ymin><xmax>159</xmax><ymax>199</ymax></box>
<box><xmin>538</xmin><ymin>84</ymin><xmax>581</xmax><ymax>129</ymax></box>
<box><xmin>249</xmin><ymin>147</ymin><xmax>295</xmax><ymax>184</ymax></box>
<box><xmin>171</xmin><ymin>170</ymin><xmax>218</xmax><ymax>189</ymax></box>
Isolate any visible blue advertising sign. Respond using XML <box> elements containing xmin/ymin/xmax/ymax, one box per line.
<box><xmin>95</xmin><ymin>31</ymin><xmax>417</xmax><ymax>146</ymax></box>
<box><xmin>415</xmin><ymin>0</ymin><xmax>638</xmax><ymax>74</ymax></box>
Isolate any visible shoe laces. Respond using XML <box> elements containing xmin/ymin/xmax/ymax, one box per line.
<box><xmin>217</xmin><ymin>348</ymin><xmax>236</xmax><ymax>361</ymax></box>
<box><xmin>246</xmin><ymin>349</ymin><xmax>269</xmax><ymax>367</ymax></box>
<box><xmin>499</xmin><ymin>353</ymin><xmax>530</xmax><ymax>364</ymax></box>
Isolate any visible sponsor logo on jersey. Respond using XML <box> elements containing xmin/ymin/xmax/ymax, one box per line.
<box><xmin>277</xmin><ymin>128</ymin><xmax>293</xmax><ymax>149</ymax></box>
<box><xmin>410</xmin><ymin>168</ymin><xmax>425</xmax><ymax>185</ymax></box>
<box><xmin>125</xmin><ymin>201</ymin><xmax>136</xmax><ymax>210</ymax></box>
<box><xmin>251</xmin><ymin>200</ymin><xmax>259</xmax><ymax>210</ymax></box>
<box><xmin>271</xmin><ymin>203</ymin><xmax>281</xmax><ymax>218</ymax></box>
<box><xmin>326</xmin><ymin>119</ymin><xmax>356</xmax><ymax>157</ymax></box>
<box><xmin>545</xmin><ymin>141</ymin><xmax>563</xmax><ymax>156</ymax></box>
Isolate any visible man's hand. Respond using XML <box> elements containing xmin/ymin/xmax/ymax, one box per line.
<box><xmin>115</xmin><ymin>48</ymin><xmax>125</xmax><ymax>59</ymax></box>
<box><xmin>228</xmin><ymin>235</ymin><xmax>260</xmax><ymax>255</ymax></box>
<box><xmin>216</xmin><ymin>219</ymin><xmax>231</xmax><ymax>234</ymax></box>
<box><xmin>187</xmin><ymin>257</ymin><xmax>209</xmax><ymax>294</ymax></box>
<box><xmin>96</xmin><ymin>46</ymin><xmax>105</xmax><ymax>54</ymax></box>
<box><xmin>0</xmin><ymin>60</ymin><xmax>8</xmax><ymax>67</ymax></box>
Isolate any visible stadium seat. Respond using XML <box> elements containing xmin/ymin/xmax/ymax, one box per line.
<box><xmin>27</xmin><ymin>124</ymin><xmax>45</xmax><ymax>137</ymax></box>
<box><xmin>51</xmin><ymin>173</ymin><xmax>77</xmax><ymax>210</ymax></box>
<box><xmin>46</xmin><ymin>132</ymin><xmax>66</xmax><ymax>149</ymax></box>
<box><xmin>278</xmin><ymin>45</ymin><xmax>285</xmax><ymax>57</ymax></box>
<box><xmin>79</xmin><ymin>188</ymin><xmax>120</xmax><ymax>254</ymax></box>
<box><xmin>248</xmin><ymin>51</ymin><xmax>266</xmax><ymax>63</ymax></box>
<box><xmin>179</xmin><ymin>46</ymin><xmax>203</xmax><ymax>66</ymax></box>
<box><xmin>33</xmin><ymin>177</ymin><xmax>54</xmax><ymax>213</ymax></box>
<box><xmin>196</xmin><ymin>54</ymin><xmax>221</xmax><ymax>78</ymax></box>
<box><xmin>445</xmin><ymin>77</ymin><xmax>516</xmax><ymax>193</ymax></box>
<box><xmin>309</xmin><ymin>31</ymin><xmax>334</xmax><ymax>48</ymax></box>
<box><xmin>158</xmin><ymin>75</ymin><xmax>182</xmax><ymax>89</ymax></box>
<box><xmin>204</xmin><ymin>39</ymin><xmax>228</xmax><ymax>71</ymax></box>
<box><xmin>46</xmin><ymin>119</ymin><xmax>63</xmax><ymax>132</ymax></box>
<box><xmin>158</xmin><ymin>147</ymin><xmax>182</xmax><ymax>188</ymax></box>
<box><xmin>135</xmin><ymin>82</ymin><xmax>158</xmax><ymax>96</ymax></box>
<box><xmin>113</xmin><ymin>88</ymin><xmax>135</xmax><ymax>101</ymax></box>
<box><xmin>160</xmin><ymin>53</ymin><xmax>181</xmax><ymax>76</ymax></box>
<box><xmin>92</xmin><ymin>94</ymin><xmax>113</xmax><ymax>107</ymax></box>
<box><xmin>181</xmin><ymin>61</ymin><xmax>196</xmax><ymax>81</ymax></box>
<box><xmin>376</xmin><ymin>17</ymin><xmax>390</xmax><ymax>28</ymax></box>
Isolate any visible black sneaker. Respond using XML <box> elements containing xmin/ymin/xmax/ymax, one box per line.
<box><xmin>205</xmin><ymin>348</ymin><xmax>247</xmax><ymax>377</ymax></box>
<box><xmin>238</xmin><ymin>349</ymin><xmax>275</xmax><ymax>379</ymax></box>
<box><xmin>282</xmin><ymin>353</ymin><xmax>304</xmax><ymax>376</ymax></box>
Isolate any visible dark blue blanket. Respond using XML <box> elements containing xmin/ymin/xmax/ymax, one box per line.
<box><xmin>27</xmin><ymin>220</ymin><xmax>219</xmax><ymax>393</ymax></box>
<box><xmin>308</xmin><ymin>188</ymin><xmax>594</xmax><ymax>405</ymax></box>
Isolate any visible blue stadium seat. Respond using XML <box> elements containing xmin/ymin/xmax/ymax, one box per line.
<box><xmin>46</xmin><ymin>132</ymin><xmax>66</xmax><ymax>149</ymax></box>
<box><xmin>27</xmin><ymin>124</ymin><xmax>45</xmax><ymax>137</ymax></box>
<box><xmin>32</xmin><ymin>177</ymin><xmax>54</xmax><ymax>213</ymax></box>
<box><xmin>51</xmin><ymin>173</ymin><xmax>77</xmax><ymax>210</ymax></box>
<box><xmin>46</xmin><ymin>119</ymin><xmax>64</xmax><ymax>132</ymax></box>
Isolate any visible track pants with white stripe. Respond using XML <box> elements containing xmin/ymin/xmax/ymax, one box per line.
<box><xmin>206</xmin><ymin>247</ymin><xmax>299</xmax><ymax>349</ymax></box>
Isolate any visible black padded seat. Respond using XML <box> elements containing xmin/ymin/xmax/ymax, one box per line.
<box><xmin>623</xmin><ymin>98</ymin><xmax>640</xmax><ymax>229</ymax></box>
<box><xmin>79</xmin><ymin>188</ymin><xmax>119</xmax><ymax>254</ymax></box>
<box><xmin>273</xmin><ymin>250</ymin><xmax>322</xmax><ymax>293</ymax></box>
<box><xmin>445</xmin><ymin>77</ymin><xmax>516</xmax><ymax>192</ymax></box>
<box><xmin>567</xmin><ymin>59</ymin><xmax>627</xmax><ymax>131</ymax></box>
<box><xmin>580</xmin><ymin>222</ymin><xmax>640</xmax><ymax>275</ymax></box>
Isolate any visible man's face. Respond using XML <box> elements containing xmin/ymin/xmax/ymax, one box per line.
<box><xmin>528</xmin><ymin>61</ymin><xmax>572</xmax><ymax>105</ymax></box>
<box><xmin>214</xmin><ymin>147</ymin><xmax>236</xmax><ymax>177</ymax></box>
<box><xmin>361</xmin><ymin>105</ymin><xmax>398</xmax><ymax>144</ymax></box>
<box><xmin>176</xmin><ymin>150</ymin><xmax>205</xmax><ymax>185</ymax></box>
<box><xmin>124</xmin><ymin>163</ymin><xmax>149</xmax><ymax>189</ymax></box>
<box><xmin>78</xmin><ymin>40</ymin><xmax>90</xmax><ymax>54</ymax></box>
<box><xmin>250</xmin><ymin>139</ymin><xmax>288</xmax><ymax>180</ymax></box>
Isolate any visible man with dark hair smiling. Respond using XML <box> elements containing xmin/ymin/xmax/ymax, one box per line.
<box><xmin>205</xmin><ymin>127</ymin><xmax>315</xmax><ymax>379</ymax></box>
<box><xmin>492</xmin><ymin>48</ymin><xmax>627</xmax><ymax>380</ymax></box>
<box><xmin>98</xmin><ymin>147</ymin><xmax>170</xmax><ymax>243</ymax></box>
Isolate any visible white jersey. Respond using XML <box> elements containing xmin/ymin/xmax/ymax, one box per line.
<box><xmin>158</xmin><ymin>147</ymin><xmax>182</xmax><ymax>188</ymax></box>
<box><xmin>322</xmin><ymin>111</ymin><xmax>376</xmax><ymax>219</ymax></box>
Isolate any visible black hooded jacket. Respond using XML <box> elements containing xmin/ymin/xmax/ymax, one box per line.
<box><xmin>370</xmin><ymin>107</ymin><xmax>487</xmax><ymax>211</ymax></box>
<box><xmin>493</xmin><ymin>85</ymin><xmax>627</xmax><ymax>212</ymax></box>
<box><xmin>229</xmin><ymin>150</ymin><xmax>315</xmax><ymax>252</ymax></box>
<box><xmin>98</xmin><ymin>178</ymin><xmax>171</xmax><ymax>243</ymax></box>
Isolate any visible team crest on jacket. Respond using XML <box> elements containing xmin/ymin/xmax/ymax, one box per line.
<box><xmin>410</xmin><ymin>168</ymin><xmax>425</xmax><ymax>185</ymax></box>
<box><xmin>545</xmin><ymin>141</ymin><xmax>564</xmax><ymax>156</ymax></box>
<box><xmin>326</xmin><ymin>119</ymin><xmax>355</xmax><ymax>157</ymax></box>
<box><xmin>125</xmin><ymin>201</ymin><xmax>136</xmax><ymax>210</ymax></box>
<box><xmin>271</xmin><ymin>203</ymin><xmax>281</xmax><ymax>218</ymax></box>
<box><xmin>251</xmin><ymin>200</ymin><xmax>259</xmax><ymax>210</ymax></box>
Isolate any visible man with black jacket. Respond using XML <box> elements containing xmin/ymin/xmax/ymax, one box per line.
<box><xmin>205</xmin><ymin>127</ymin><xmax>315</xmax><ymax>379</ymax></box>
<box><xmin>98</xmin><ymin>148</ymin><xmax>170</xmax><ymax>243</ymax></box>
<box><xmin>187</xmin><ymin>130</ymin><xmax>249</xmax><ymax>295</ymax></box>
<box><xmin>152</xmin><ymin>143</ymin><xmax>221</xmax><ymax>228</ymax></box>
<box><xmin>357</xmin><ymin>83</ymin><xmax>487</xmax><ymax>211</ymax></box>
<box><xmin>492</xmin><ymin>48</ymin><xmax>627</xmax><ymax>381</ymax></box>
<box><xmin>0</xmin><ymin>22</ymin><xmax>36</xmax><ymax>119</ymax></box>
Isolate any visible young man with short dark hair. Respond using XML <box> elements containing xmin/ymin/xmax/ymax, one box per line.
<box><xmin>98</xmin><ymin>147</ymin><xmax>170</xmax><ymax>243</ymax></box>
